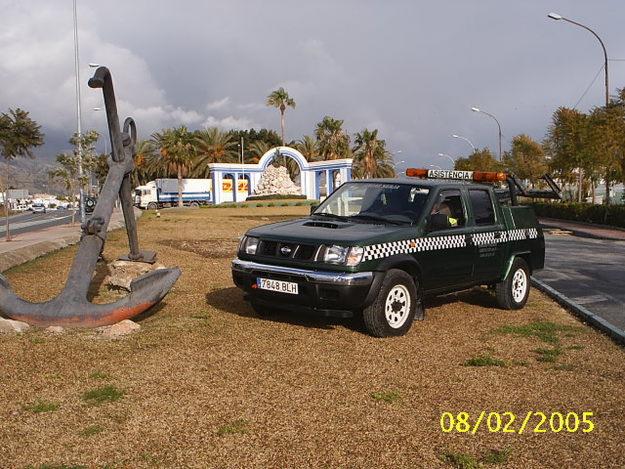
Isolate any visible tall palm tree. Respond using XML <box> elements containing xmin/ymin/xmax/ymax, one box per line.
<box><xmin>132</xmin><ymin>139</ymin><xmax>155</xmax><ymax>187</ymax></box>
<box><xmin>352</xmin><ymin>128</ymin><xmax>395</xmax><ymax>179</ymax></box>
<box><xmin>266</xmin><ymin>87</ymin><xmax>296</xmax><ymax>145</ymax></box>
<box><xmin>315</xmin><ymin>116</ymin><xmax>350</xmax><ymax>160</ymax></box>
<box><xmin>150</xmin><ymin>126</ymin><xmax>196</xmax><ymax>207</ymax></box>
<box><xmin>192</xmin><ymin>127</ymin><xmax>238</xmax><ymax>177</ymax></box>
<box><xmin>295</xmin><ymin>135</ymin><xmax>320</xmax><ymax>161</ymax></box>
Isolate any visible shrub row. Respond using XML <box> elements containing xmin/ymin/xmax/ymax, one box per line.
<box><xmin>532</xmin><ymin>202</ymin><xmax>625</xmax><ymax>228</ymax></box>
<box><xmin>202</xmin><ymin>200</ymin><xmax>319</xmax><ymax>209</ymax></box>
<box><xmin>245</xmin><ymin>194</ymin><xmax>307</xmax><ymax>201</ymax></box>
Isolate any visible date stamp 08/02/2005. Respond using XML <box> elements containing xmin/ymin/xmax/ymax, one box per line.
<box><xmin>440</xmin><ymin>411</ymin><xmax>595</xmax><ymax>435</ymax></box>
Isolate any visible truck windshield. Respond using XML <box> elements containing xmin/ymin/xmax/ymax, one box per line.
<box><xmin>314</xmin><ymin>182</ymin><xmax>430</xmax><ymax>224</ymax></box>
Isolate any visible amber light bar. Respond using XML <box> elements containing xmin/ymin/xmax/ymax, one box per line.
<box><xmin>406</xmin><ymin>168</ymin><xmax>507</xmax><ymax>183</ymax></box>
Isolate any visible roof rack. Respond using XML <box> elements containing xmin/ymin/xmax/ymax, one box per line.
<box><xmin>405</xmin><ymin>168</ymin><xmax>561</xmax><ymax>205</ymax></box>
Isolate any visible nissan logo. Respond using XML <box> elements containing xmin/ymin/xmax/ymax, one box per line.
<box><xmin>280</xmin><ymin>246</ymin><xmax>292</xmax><ymax>256</ymax></box>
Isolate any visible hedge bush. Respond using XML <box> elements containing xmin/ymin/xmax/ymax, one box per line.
<box><xmin>532</xmin><ymin>202</ymin><xmax>625</xmax><ymax>228</ymax></box>
<box><xmin>245</xmin><ymin>194</ymin><xmax>307</xmax><ymax>201</ymax></box>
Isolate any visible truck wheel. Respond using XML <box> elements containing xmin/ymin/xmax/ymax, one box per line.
<box><xmin>362</xmin><ymin>269</ymin><xmax>419</xmax><ymax>337</ymax></box>
<box><xmin>147</xmin><ymin>202</ymin><xmax>157</xmax><ymax>210</ymax></box>
<box><xmin>190</xmin><ymin>201</ymin><xmax>199</xmax><ymax>208</ymax></box>
<box><xmin>496</xmin><ymin>258</ymin><xmax>530</xmax><ymax>310</ymax></box>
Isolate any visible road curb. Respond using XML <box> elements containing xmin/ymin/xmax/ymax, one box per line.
<box><xmin>540</xmin><ymin>221</ymin><xmax>625</xmax><ymax>242</ymax></box>
<box><xmin>531</xmin><ymin>277</ymin><xmax>625</xmax><ymax>346</ymax></box>
<box><xmin>0</xmin><ymin>210</ymin><xmax>141</xmax><ymax>273</ymax></box>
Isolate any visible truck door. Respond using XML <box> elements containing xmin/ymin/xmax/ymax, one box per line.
<box><xmin>420</xmin><ymin>188</ymin><xmax>475</xmax><ymax>291</ymax></box>
<box><xmin>468</xmin><ymin>188</ymin><xmax>506</xmax><ymax>283</ymax></box>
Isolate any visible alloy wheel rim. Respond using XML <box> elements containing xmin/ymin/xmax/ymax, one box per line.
<box><xmin>385</xmin><ymin>284</ymin><xmax>411</xmax><ymax>329</ymax></box>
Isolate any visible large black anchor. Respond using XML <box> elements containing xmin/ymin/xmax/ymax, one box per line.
<box><xmin>0</xmin><ymin>67</ymin><xmax>180</xmax><ymax>327</ymax></box>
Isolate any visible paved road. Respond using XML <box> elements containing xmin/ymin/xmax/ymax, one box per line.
<box><xmin>535</xmin><ymin>233</ymin><xmax>625</xmax><ymax>331</ymax></box>
<box><xmin>0</xmin><ymin>211</ymin><xmax>77</xmax><ymax>237</ymax></box>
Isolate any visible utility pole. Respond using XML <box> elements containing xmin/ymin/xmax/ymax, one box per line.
<box><xmin>73</xmin><ymin>0</ymin><xmax>85</xmax><ymax>223</ymax></box>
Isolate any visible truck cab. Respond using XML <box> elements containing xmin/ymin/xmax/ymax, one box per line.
<box><xmin>232</xmin><ymin>170</ymin><xmax>545</xmax><ymax>337</ymax></box>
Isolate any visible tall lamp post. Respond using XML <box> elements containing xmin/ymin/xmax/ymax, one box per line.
<box><xmin>72</xmin><ymin>0</ymin><xmax>85</xmax><ymax>223</ymax></box>
<box><xmin>471</xmin><ymin>107</ymin><xmax>502</xmax><ymax>160</ymax></box>
<box><xmin>451</xmin><ymin>134</ymin><xmax>476</xmax><ymax>152</ymax></box>
<box><xmin>438</xmin><ymin>153</ymin><xmax>455</xmax><ymax>168</ymax></box>
<box><xmin>547</xmin><ymin>12</ymin><xmax>611</xmax><ymax>203</ymax></box>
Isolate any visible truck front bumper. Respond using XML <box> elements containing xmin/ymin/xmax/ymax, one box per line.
<box><xmin>231</xmin><ymin>258</ymin><xmax>379</xmax><ymax>317</ymax></box>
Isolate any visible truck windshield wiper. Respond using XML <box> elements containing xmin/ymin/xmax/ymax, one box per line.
<box><xmin>348</xmin><ymin>213</ymin><xmax>408</xmax><ymax>225</ymax></box>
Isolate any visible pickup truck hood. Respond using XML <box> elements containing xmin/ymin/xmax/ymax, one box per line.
<box><xmin>246</xmin><ymin>217</ymin><xmax>413</xmax><ymax>245</ymax></box>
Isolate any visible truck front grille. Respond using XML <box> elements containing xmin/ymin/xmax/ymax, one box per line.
<box><xmin>258</xmin><ymin>240</ymin><xmax>319</xmax><ymax>261</ymax></box>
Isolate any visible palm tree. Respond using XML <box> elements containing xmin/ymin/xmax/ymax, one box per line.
<box><xmin>0</xmin><ymin>108</ymin><xmax>44</xmax><ymax>240</ymax></box>
<box><xmin>266</xmin><ymin>87</ymin><xmax>296</xmax><ymax>145</ymax></box>
<box><xmin>247</xmin><ymin>140</ymin><xmax>272</xmax><ymax>164</ymax></box>
<box><xmin>192</xmin><ymin>127</ymin><xmax>238</xmax><ymax>177</ymax></box>
<box><xmin>150</xmin><ymin>126</ymin><xmax>196</xmax><ymax>207</ymax></box>
<box><xmin>352</xmin><ymin>128</ymin><xmax>395</xmax><ymax>179</ymax></box>
<box><xmin>295</xmin><ymin>135</ymin><xmax>320</xmax><ymax>161</ymax></box>
<box><xmin>315</xmin><ymin>116</ymin><xmax>350</xmax><ymax>160</ymax></box>
<box><xmin>132</xmin><ymin>139</ymin><xmax>156</xmax><ymax>187</ymax></box>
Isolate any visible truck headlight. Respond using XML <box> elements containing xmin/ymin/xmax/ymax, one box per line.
<box><xmin>323</xmin><ymin>245</ymin><xmax>364</xmax><ymax>266</ymax></box>
<box><xmin>240</xmin><ymin>236</ymin><xmax>259</xmax><ymax>255</ymax></box>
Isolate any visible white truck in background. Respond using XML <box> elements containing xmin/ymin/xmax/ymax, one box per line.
<box><xmin>134</xmin><ymin>178</ymin><xmax>212</xmax><ymax>209</ymax></box>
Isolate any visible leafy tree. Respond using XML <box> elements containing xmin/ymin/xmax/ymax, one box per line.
<box><xmin>295</xmin><ymin>135</ymin><xmax>320</xmax><ymax>161</ymax></box>
<box><xmin>315</xmin><ymin>116</ymin><xmax>351</xmax><ymax>160</ymax></box>
<box><xmin>48</xmin><ymin>130</ymin><xmax>100</xmax><ymax>224</ymax></box>
<box><xmin>586</xmin><ymin>97</ymin><xmax>625</xmax><ymax>203</ymax></box>
<box><xmin>454</xmin><ymin>148</ymin><xmax>502</xmax><ymax>172</ymax></box>
<box><xmin>544</xmin><ymin>107</ymin><xmax>590</xmax><ymax>201</ymax></box>
<box><xmin>352</xmin><ymin>128</ymin><xmax>394</xmax><ymax>178</ymax></box>
<box><xmin>150</xmin><ymin>126</ymin><xmax>196</xmax><ymax>207</ymax></box>
<box><xmin>503</xmin><ymin>134</ymin><xmax>548</xmax><ymax>185</ymax></box>
<box><xmin>0</xmin><ymin>108</ymin><xmax>44</xmax><ymax>239</ymax></box>
<box><xmin>192</xmin><ymin>127</ymin><xmax>238</xmax><ymax>177</ymax></box>
<box><xmin>266</xmin><ymin>88</ymin><xmax>296</xmax><ymax>146</ymax></box>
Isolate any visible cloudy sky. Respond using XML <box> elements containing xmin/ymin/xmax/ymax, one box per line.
<box><xmin>1</xmin><ymin>0</ymin><xmax>624</xmax><ymax>168</ymax></box>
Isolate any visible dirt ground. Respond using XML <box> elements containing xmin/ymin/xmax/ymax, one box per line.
<box><xmin>1</xmin><ymin>207</ymin><xmax>624</xmax><ymax>469</ymax></box>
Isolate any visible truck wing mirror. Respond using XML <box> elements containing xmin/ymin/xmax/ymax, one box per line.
<box><xmin>309</xmin><ymin>204</ymin><xmax>318</xmax><ymax>215</ymax></box>
<box><xmin>427</xmin><ymin>213</ymin><xmax>450</xmax><ymax>232</ymax></box>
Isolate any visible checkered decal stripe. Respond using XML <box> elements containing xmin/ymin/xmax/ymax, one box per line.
<box><xmin>362</xmin><ymin>228</ymin><xmax>539</xmax><ymax>261</ymax></box>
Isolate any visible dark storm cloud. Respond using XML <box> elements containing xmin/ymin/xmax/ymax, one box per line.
<box><xmin>2</xmin><ymin>0</ymin><xmax>624</xmax><ymax>165</ymax></box>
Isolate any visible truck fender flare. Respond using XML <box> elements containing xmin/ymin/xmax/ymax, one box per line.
<box><xmin>502</xmin><ymin>251</ymin><xmax>531</xmax><ymax>280</ymax></box>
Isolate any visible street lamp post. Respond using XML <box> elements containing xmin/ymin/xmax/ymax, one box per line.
<box><xmin>72</xmin><ymin>0</ymin><xmax>85</xmax><ymax>223</ymax></box>
<box><xmin>471</xmin><ymin>107</ymin><xmax>502</xmax><ymax>160</ymax></box>
<box><xmin>451</xmin><ymin>134</ymin><xmax>476</xmax><ymax>152</ymax></box>
<box><xmin>437</xmin><ymin>153</ymin><xmax>455</xmax><ymax>168</ymax></box>
<box><xmin>548</xmin><ymin>12</ymin><xmax>611</xmax><ymax>203</ymax></box>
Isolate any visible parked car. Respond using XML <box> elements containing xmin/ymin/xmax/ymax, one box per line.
<box><xmin>30</xmin><ymin>203</ymin><xmax>47</xmax><ymax>214</ymax></box>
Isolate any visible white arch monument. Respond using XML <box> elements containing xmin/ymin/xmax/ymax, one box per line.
<box><xmin>206</xmin><ymin>146</ymin><xmax>353</xmax><ymax>204</ymax></box>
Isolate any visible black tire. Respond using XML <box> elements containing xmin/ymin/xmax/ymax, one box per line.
<box><xmin>496</xmin><ymin>258</ymin><xmax>530</xmax><ymax>310</ymax></box>
<box><xmin>362</xmin><ymin>269</ymin><xmax>420</xmax><ymax>337</ymax></box>
<box><xmin>147</xmin><ymin>202</ymin><xmax>158</xmax><ymax>210</ymax></box>
<box><xmin>189</xmin><ymin>201</ymin><xmax>200</xmax><ymax>208</ymax></box>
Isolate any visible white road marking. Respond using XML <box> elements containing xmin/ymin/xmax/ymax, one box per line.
<box><xmin>0</xmin><ymin>215</ymin><xmax>73</xmax><ymax>233</ymax></box>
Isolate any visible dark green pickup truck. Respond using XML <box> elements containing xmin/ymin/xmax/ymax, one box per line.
<box><xmin>232</xmin><ymin>172</ymin><xmax>545</xmax><ymax>337</ymax></box>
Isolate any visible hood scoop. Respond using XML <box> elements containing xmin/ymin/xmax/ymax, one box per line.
<box><xmin>303</xmin><ymin>220</ymin><xmax>349</xmax><ymax>229</ymax></box>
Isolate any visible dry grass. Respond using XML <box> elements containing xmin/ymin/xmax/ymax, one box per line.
<box><xmin>1</xmin><ymin>206</ymin><xmax>624</xmax><ymax>468</ymax></box>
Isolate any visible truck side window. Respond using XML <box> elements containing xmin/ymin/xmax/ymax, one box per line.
<box><xmin>430</xmin><ymin>190</ymin><xmax>465</xmax><ymax>228</ymax></box>
<box><xmin>469</xmin><ymin>189</ymin><xmax>495</xmax><ymax>225</ymax></box>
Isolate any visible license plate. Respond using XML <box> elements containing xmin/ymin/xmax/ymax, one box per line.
<box><xmin>257</xmin><ymin>277</ymin><xmax>299</xmax><ymax>295</ymax></box>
